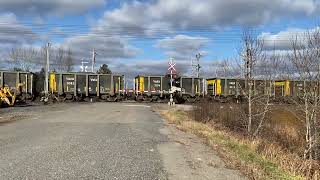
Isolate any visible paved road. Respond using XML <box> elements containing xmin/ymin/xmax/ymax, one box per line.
<box><xmin>0</xmin><ymin>103</ymin><xmax>167</xmax><ymax>179</ymax></box>
<box><xmin>0</xmin><ymin>103</ymin><xmax>245</xmax><ymax>180</ymax></box>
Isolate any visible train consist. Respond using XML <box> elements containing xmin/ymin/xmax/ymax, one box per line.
<box><xmin>0</xmin><ymin>69</ymin><xmax>311</xmax><ymax>106</ymax></box>
<box><xmin>206</xmin><ymin>78</ymin><xmax>304</xmax><ymax>98</ymax></box>
<box><xmin>49</xmin><ymin>72</ymin><xmax>125</xmax><ymax>102</ymax></box>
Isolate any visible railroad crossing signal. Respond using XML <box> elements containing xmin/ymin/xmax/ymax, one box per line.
<box><xmin>168</xmin><ymin>60</ymin><xmax>177</xmax><ymax>75</ymax></box>
<box><xmin>168</xmin><ymin>58</ymin><xmax>176</xmax><ymax>106</ymax></box>
<box><xmin>168</xmin><ymin>62</ymin><xmax>176</xmax><ymax>72</ymax></box>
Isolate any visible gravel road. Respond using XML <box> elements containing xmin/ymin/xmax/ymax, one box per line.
<box><xmin>0</xmin><ymin>103</ymin><xmax>245</xmax><ymax>180</ymax></box>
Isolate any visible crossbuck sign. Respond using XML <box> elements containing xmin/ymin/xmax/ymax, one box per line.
<box><xmin>168</xmin><ymin>61</ymin><xmax>176</xmax><ymax>74</ymax></box>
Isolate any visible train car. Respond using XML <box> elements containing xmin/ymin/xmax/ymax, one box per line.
<box><xmin>206</xmin><ymin>78</ymin><xmax>245</xmax><ymax>98</ymax></box>
<box><xmin>290</xmin><ymin>81</ymin><xmax>305</xmax><ymax>97</ymax></box>
<box><xmin>49</xmin><ymin>72</ymin><xmax>125</xmax><ymax>101</ymax></box>
<box><xmin>134</xmin><ymin>75</ymin><xmax>205</xmax><ymax>102</ymax></box>
<box><xmin>179</xmin><ymin>77</ymin><xmax>205</xmax><ymax>102</ymax></box>
<box><xmin>0</xmin><ymin>71</ymin><xmax>34</xmax><ymax>101</ymax></box>
<box><xmin>134</xmin><ymin>75</ymin><xmax>171</xmax><ymax>101</ymax></box>
<box><xmin>206</xmin><ymin>78</ymin><xmax>296</xmax><ymax>101</ymax></box>
<box><xmin>273</xmin><ymin>80</ymin><xmax>291</xmax><ymax>97</ymax></box>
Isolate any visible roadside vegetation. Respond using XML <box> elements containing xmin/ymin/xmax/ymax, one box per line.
<box><xmin>159</xmin><ymin>28</ymin><xmax>320</xmax><ymax>179</ymax></box>
<box><xmin>159</xmin><ymin>103</ymin><xmax>319</xmax><ymax>179</ymax></box>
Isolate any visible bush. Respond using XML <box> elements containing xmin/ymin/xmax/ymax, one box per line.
<box><xmin>192</xmin><ymin>100</ymin><xmax>246</xmax><ymax>132</ymax></box>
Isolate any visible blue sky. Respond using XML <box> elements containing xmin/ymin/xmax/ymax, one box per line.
<box><xmin>0</xmin><ymin>0</ymin><xmax>319</xmax><ymax>78</ymax></box>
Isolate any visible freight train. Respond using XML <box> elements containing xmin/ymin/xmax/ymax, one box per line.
<box><xmin>0</xmin><ymin>69</ymin><xmax>311</xmax><ymax>106</ymax></box>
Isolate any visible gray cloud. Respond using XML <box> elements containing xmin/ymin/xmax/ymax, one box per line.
<box><xmin>110</xmin><ymin>59</ymin><xmax>193</xmax><ymax>82</ymax></box>
<box><xmin>0</xmin><ymin>13</ymin><xmax>38</xmax><ymax>47</ymax></box>
<box><xmin>0</xmin><ymin>0</ymin><xmax>106</xmax><ymax>16</ymax></box>
<box><xmin>96</xmin><ymin>0</ymin><xmax>320</xmax><ymax>37</ymax></box>
<box><xmin>62</xmin><ymin>34</ymin><xmax>140</xmax><ymax>66</ymax></box>
<box><xmin>0</xmin><ymin>13</ymin><xmax>40</xmax><ymax>67</ymax></box>
<box><xmin>155</xmin><ymin>35</ymin><xmax>209</xmax><ymax>60</ymax></box>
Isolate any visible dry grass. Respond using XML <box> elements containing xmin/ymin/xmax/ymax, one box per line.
<box><xmin>158</xmin><ymin>107</ymin><xmax>320</xmax><ymax>180</ymax></box>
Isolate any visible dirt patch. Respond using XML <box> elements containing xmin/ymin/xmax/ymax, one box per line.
<box><xmin>0</xmin><ymin>114</ymin><xmax>31</xmax><ymax>125</ymax></box>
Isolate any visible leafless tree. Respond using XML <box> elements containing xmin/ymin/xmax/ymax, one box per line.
<box><xmin>9</xmin><ymin>46</ymin><xmax>38</xmax><ymax>72</ymax></box>
<box><xmin>239</xmin><ymin>29</ymin><xmax>273</xmax><ymax>136</ymax></box>
<box><xmin>52</xmin><ymin>47</ymin><xmax>74</xmax><ymax>72</ymax></box>
<box><xmin>54</xmin><ymin>47</ymin><xmax>66</xmax><ymax>72</ymax></box>
<box><xmin>65</xmin><ymin>48</ymin><xmax>74</xmax><ymax>72</ymax></box>
<box><xmin>289</xmin><ymin>29</ymin><xmax>320</xmax><ymax>160</ymax></box>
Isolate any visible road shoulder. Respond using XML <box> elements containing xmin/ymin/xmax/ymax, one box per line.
<box><xmin>157</xmin><ymin>113</ymin><xmax>246</xmax><ymax>180</ymax></box>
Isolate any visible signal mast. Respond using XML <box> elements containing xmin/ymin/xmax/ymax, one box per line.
<box><xmin>168</xmin><ymin>58</ymin><xmax>176</xmax><ymax>106</ymax></box>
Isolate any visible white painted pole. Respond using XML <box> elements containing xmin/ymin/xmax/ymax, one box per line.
<box><xmin>45</xmin><ymin>43</ymin><xmax>51</xmax><ymax>97</ymax></box>
<box><xmin>169</xmin><ymin>58</ymin><xmax>174</xmax><ymax>106</ymax></box>
<box><xmin>92</xmin><ymin>49</ymin><xmax>95</xmax><ymax>73</ymax></box>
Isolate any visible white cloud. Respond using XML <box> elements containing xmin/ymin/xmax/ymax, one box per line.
<box><xmin>155</xmin><ymin>35</ymin><xmax>209</xmax><ymax>60</ymax></box>
<box><xmin>260</xmin><ymin>27</ymin><xmax>320</xmax><ymax>50</ymax></box>
<box><xmin>0</xmin><ymin>0</ymin><xmax>106</xmax><ymax>16</ymax></box>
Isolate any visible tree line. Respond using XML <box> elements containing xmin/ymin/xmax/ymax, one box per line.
<box><xmin>7</xmin><ymin>45</ymin><xmax>112</xmax><ymax>74</ymax></box>
<box><xmin>8</xmin><ymin>45</ymin><xmax>74</xmax><ymax>72</ymax></box>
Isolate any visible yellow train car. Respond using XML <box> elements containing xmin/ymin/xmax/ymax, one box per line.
<box><xmin>274</xmin><ymin>80</ymin><xmax>290</xmax><ymax>96</ymax></box>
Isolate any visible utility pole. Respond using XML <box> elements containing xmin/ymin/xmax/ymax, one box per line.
<box><xmin>92</xmin><ymin>49</ymin><xmax>96</xmax><ymax>73</ymax></box>
<box><xmin>45</xmin><ymin>42</ymin><xmax>51</xmax><ymax>98</ymax></box>
<box><xmin>192</xmin><ymin>53</ymin><xmax>202</xmax><ymax>78</ymax></box>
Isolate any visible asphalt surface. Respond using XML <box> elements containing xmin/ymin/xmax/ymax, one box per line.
<box><xmin>0</xmin><ymin>103</ymin><xmax>245</xmax><ymax>180</ymax></box>
<box><xmin>0</xmin><ymin>103</ymin><xmax>167</xmax><ymax>179</ymax></box>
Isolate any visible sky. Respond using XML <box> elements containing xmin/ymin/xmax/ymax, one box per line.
<box><xmin>0</xmin><ymin>0</ymin><xmax>319</xmax><ymax>80</ymax></box>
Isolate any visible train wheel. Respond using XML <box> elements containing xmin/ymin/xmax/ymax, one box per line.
<box><xmin>65</xmin><ymin>94</ymin><xmax>73</xmax><ymax>100</ymax></box>
<box><xmin>186</xmin><ymin>97</ymin><xmax>196</xmax><ymax>103</ymax></box>
<box><xmin>136</xmin><ymin>95</ymin><xmax>144</xmax><ymax>102</ymax></box>
<box><xmin>107</xmin><ymin>96</ymin><xmax>115</xmax><ymax>102</ymax></box>
<box><xmin>151</xmin><ymin>96</ymin><xmax>159</xmax><ymax>102</ymax></box>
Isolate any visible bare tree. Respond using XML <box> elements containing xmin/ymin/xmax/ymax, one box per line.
<box><xmin>54</xmin><ymin>47</ymin><xmax>66</xmax><ymax>72</ymax></box>
<box><xmin>289</xmin><ymin>29</ymin><xmax>320</xmax><ymax>160</ymax></box>
<box><xmin>9</xmin><ymin>46</ymin><xmax>37</xmax><ymax>72</ymax></box>
<box><xmin>52</xmin><ymin>47</ymin><xmax>74</xmax><ymax>72</ymax></box>
<box><xmin>239</xmin><ymin>29</ymin><xmax>272</xmax><ymax>136</ymax></box>
<box><xmin>65</xmin><ymin>48</ymin><xmax>74</xmax><ymax>72</ymax></box>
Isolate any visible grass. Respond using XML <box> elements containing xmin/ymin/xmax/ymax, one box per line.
<box><xmin>159</xmin><ymin>108</ymin><xmax>304</xmax><ymax>180</ymax></box>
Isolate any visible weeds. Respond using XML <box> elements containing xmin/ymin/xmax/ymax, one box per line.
<box><xmin>159</xmin><ymin>101</ymin><xmax>320</xmax><ymax>179</ymax></box>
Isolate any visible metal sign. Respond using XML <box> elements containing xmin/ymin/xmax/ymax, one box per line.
<box><xmin>168</xmin><ymin>62</ymin><xmax>176</xmax><ymax>72</ymax></box>
<box><xmin>81</xmin><ymin>61</ymin><xmax>89</xmax><ymax>72</ymax></box>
